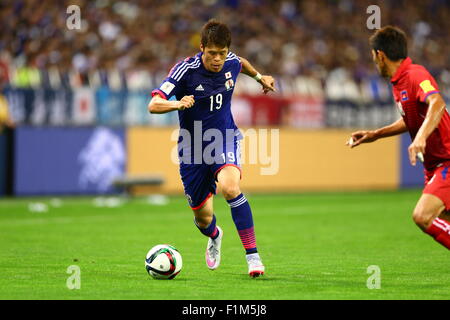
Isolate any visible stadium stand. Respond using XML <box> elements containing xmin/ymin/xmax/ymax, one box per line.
<box><xmin>0</xmin><ymin>0</ymin><xmax>448</xmax><ymax>128</ymax></box>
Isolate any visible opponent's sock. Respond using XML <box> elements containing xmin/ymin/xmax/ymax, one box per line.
<box><xmin>227</xmin><ymin>193</ymin><xmax>258</xmax><ymax>254</ymax></box>
<box><xmin>425</xmin><ymin>218</ymin><xmax>450</xmax><ymax>250</ymax></box>
<box><xmin>194</xmin><ymin>215</ymin><xmax>219</xmax><ymax>240</ymax></box>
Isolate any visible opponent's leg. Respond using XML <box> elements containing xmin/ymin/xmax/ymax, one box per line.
<box><xmin>438</xmin><ymin>210</ymin><xmax>450</xmax><ymax>224</ymax></box>
<box><xmin>413</xmin><ymin>194</ymin><xmax>450</xmax><ymax>250</ymax></box>
<box><xmin>217</xmin><ymin>165</ymin><xmax>265</xmax><ymax>277</ymax></box>
<box><xmin>193</xmin><ymin>197</ymin><xmax>224</xmax><ymax>269</ymax></box>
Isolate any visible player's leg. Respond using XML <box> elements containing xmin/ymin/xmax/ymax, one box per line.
<box><xmin>192</xmin><ymin>194</ymin><xmax>221</xmax><ymax>241</ymax></box>
<box><xmin>413</xmin><ymin>194</ymin><xmax>450</xmax><ymax>250</ymax></box>
<box><xmin>416</xmin><ymin>165</ymin><xmax>450</xmax><ymax>250</ymax></box>
<box><xmin>192</xmin><ymin>193</ymin><xmax>215</xmax><ymax>230</ymax></box>
<box><xmin>216</xmin><ymin>165</ymin><xmax>265</xmax><ymax>277</ymax></box>
<box><xmin>438</xmin><ymin>210</ymin><xmax>450</xmax><ymax>224</ymax></box>
<box><xmin>180</xmin><ymin>164</ymin><xmax>223</xmax><ymax>269</ymax></box>
<box><xmin>192</xmin><ymin>196</ymin><xmax>224</xmax><ymax>270</ymax></box>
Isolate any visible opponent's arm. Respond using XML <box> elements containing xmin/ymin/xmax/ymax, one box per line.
<box><xmin>348</xmin><ymin>117</ymin><xmax>408</xmax><ymax>148</ymax></box>
<box><xmin>148</xmin><ymin>94</ymin><xmax>195</xmax><ymax>114</ymax></box>
<box><xmin>239</xmin><ymin>56</ymin><xmax>275</xmax><ymax>94</ymax></box>
<box><xmin>408</xmin><ymin>93</ymin><xmax>447</xmax><ymax>165</ymax></box>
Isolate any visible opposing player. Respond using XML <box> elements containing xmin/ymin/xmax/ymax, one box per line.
<box><xmin>348</xmin><ymin>26</ymin><xmax>450</xmax><ymax>250</ymax></box>
<box><xmin>148</xmin><ymin>20</ymin><xmax>276</xmax><ymax>276</ymax></box>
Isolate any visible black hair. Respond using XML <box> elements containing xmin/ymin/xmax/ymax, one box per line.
<box><xmin>201</xmin><ymin>19</ymin><xmax>231</xmax><ymax>48</ymax></box>
<box><xmin>369</xmin><ymin>25</ymin><xmax>408</xmax><ymax>61</ymax></box>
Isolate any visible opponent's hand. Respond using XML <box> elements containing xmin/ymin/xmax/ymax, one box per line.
<box><xmin>408</xmin><ymin>138</ymin><xmax>426</xmax><ymax>166</ymax></box>
<box><xmin>259</xmin><ymin>75</ymin><xmax>276</xmax><ymax>94</ymax></box>
<box><xmin>346</xmin><ymin>130</ymin><xmax>378</xmax><ymax>148</ymax></box>
<box><xmin>177</xmin><ymin>95</ymin><xmax>195</xmax><ymax>110</ymax></box>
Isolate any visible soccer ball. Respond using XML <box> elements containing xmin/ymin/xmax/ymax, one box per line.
<box><xmin>145</xmin><ymin>244</ymin><xmax>182</xmax><ymax>280</ymax></box>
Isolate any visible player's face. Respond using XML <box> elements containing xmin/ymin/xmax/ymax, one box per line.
<box><xmin>372</xmin><ymin>49</ymin><xmax>389</xmax><ymax>78</ymax></box>
<box><xmin>201</xmin><ymin>44</ymin><xmax>229</xmax><ymax>73</ymax></box>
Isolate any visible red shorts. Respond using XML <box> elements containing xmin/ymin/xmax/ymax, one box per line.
<box><xmin>423</xmin><ymin>164</ymin><xmax>450</xmax><ymax>210</ymax></box>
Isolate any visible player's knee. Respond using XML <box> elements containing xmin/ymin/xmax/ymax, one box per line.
<box><xmin>412</xmin><ymin>208</ymin><xmax>434</xmax><ymax>230</ymax></box>
<box><xmin>221</xmin><ymin>183</ymin><xmax>241</xmax><ymax>200</ymax></box>
<box><xmin>194</xmin><ymin>215</ymin><xmax>213</xmax><ymax>229</ymax></box>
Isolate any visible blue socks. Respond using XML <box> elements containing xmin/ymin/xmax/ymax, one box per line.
<box><xmin>227</xmin><ymin>193</ymin><xmax>258</xmax><ymax>254</ymax></box>
<box><xmin>195</xmin><ymin>214</ymin><xmax>219</xmax><ymax>239</ymax></box>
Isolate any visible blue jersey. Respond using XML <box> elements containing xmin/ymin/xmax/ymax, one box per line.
<box><xmin>152</xmin><ymin>52</ymin><xmax>244</xmax><ymax>209</ymax></box>
<box><xmin>152</xmin><ymin>52</ymin><xmax>243</xmax><ymax>142</ymax></box>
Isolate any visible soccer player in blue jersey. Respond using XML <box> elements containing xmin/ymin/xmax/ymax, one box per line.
<box><xmin>148</xmin><ymin>19</ymin><xmax>275</xmax><ymax>277</ymax></box>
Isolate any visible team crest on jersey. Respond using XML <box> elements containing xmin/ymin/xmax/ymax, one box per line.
<box><xmin>225</xmin><ymin>79</ymin><xmax>234</xmax><ymax>91</ymax></box>
<box><xmin>396</xmin><ymin>101</ymin><xmax>405</xmax><ymax>116</ymax></box>
<box><xmin>400</xmin><ymin>90</ymin><xmax>408</xmax><ymax>101</ymax></box>
<box><xmin>225</xmin><ymin>72</ymin><xmax>232</xmax><ymax>79</ymax></box>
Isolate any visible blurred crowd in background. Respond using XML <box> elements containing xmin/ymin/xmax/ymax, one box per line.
<box><xmin>0</xmin><ymin>0</ymin><xmax>449</xmax><ymax>128</ymax></box>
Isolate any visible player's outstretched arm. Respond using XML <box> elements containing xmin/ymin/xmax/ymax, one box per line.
<box><xmin>148</xmin><ymin>94</ymin><xmax>195</xmax><ymax>114</ymax></box>
<box><xmin>347</xmin><ymin>117</ymin><xmax>408</xmax><ymax>148</ymax></box>
<box><xmin>408</xmin><ymin>93</ymin><xmax>447</xmax><ymax>165</ymax></box>
<box><xmin>239</xmin><ymin>56</ymin><xmax>275</xmax><ymax>94</ymax></box>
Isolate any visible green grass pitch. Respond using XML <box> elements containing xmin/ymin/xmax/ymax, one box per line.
<box><xmin>0</xmin><ymin>189</ymin><xmax>449</xmax><ymax>300</ymax></box>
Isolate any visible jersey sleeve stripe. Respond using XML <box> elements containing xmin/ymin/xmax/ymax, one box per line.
<box><xmin>422</xmin><ymin>90</ymin><xmax>440</xmax><ymax>102</ymax></box>
<box><xmin>226</xmin><ymin>52</ymin><xmax>240</xmax><ymax>62</ymax></box>
<box><xmin>168</xmin><ymin>56</ymin><xmax>196</xmax><ymax>77</ymax></box>
<box><xmin>168</xmin><ymin>61</ymin><xmax>186</xmax><ymax>78</ymax></box>
<box><xmin>151</xmin><ymin>89</ymin><xmax>167</xmax><ymax>100</ymax></box>
<box><xmin>171</xmin><ymin>58</ymin><xmax>200</xmax><ymax>81</ymax></box>
<box><xmin>225</xmin><ymin>57</ymin><xmax>241</xmax><ymax>62</ymax></box>
<box><xmin>173</xmin><ymin>60</ymin><xmax>201</xmax><ymax>81</ymax></box>
<box><xmin>170</xmin><ymin>62</ymin><xmax>188</xmax><ymax>79</ymax></box>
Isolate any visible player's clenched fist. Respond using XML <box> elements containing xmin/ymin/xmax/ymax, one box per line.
<box><xmin>177</xmin><ymin>95</ymin><xmax>195</xmax><ymax>110</ymax></box>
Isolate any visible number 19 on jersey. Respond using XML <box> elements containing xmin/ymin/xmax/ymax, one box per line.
<box><xmin>209</xmin><ymin>93</ymin><xmax>223</xmax><ymax>112</ymax></box>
